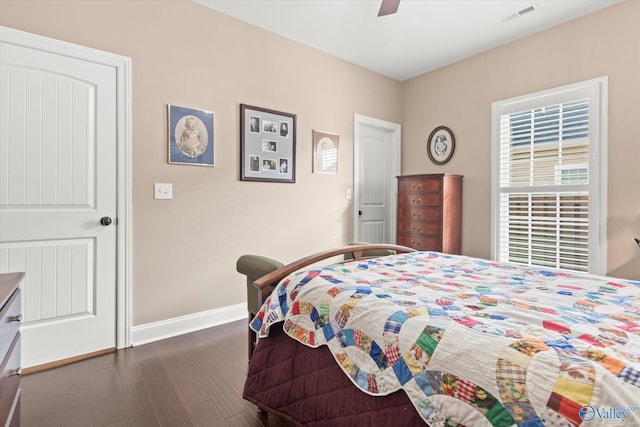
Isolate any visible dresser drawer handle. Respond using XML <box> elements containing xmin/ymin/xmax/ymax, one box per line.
<box><xmin>412</xmin><ymin>240</ymin><xmax>421</xmax><ymax>247</ymax></box>
<box><xmin>412</xmin><ymin>211</ymin><xmax>421</xmax><ymax>218</ymax></box>
<box><xmin>4</xmin><ymin>368</ymin><xmax>22</xmax><ymax>378</ymax></box>
<box><xmin>411</xmin><ymin>184</ymin><xmax>423</xmax><ymax>190</ymax></box>
<box><xmin>412</xmin><ymin>226</ymin><xmax>421</xmax><ymax>232</ymax></box>
<box><xmin>412</xmin><ymin>198</ymin><xmax>421</xmax><ymax>205</ymax></box>
<box><xmin>8</xmin><ymin>314</ymin><xmax>22</xmax><ymax>322</ymax></box>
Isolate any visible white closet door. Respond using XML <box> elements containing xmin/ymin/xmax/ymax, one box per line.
<box><xmin>0</xmin><ymin>38</ymin><xmax>117</xmax><ymax>368</ymax></box>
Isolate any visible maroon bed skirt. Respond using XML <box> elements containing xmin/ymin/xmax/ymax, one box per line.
<box><xmin>243</xmin><ymin>324</ymin><xmax>427</xmax><ymax>427</ymax></box>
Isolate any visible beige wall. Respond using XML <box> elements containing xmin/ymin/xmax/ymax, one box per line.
<box><xmin>0</xmin><ymin>0</ymin><xmax>402</xmax><ymax>325</ymax></box>
<box><xmin>402</xmin><ymin>0</ymin><xmax>640</xmax><ymax>280</ymax></box>
<box><xmin>1</xmin><ymin>0</ymin><xmax>638</xmax><ymax>330</ymax></box>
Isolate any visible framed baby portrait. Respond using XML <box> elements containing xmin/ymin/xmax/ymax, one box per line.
<box><xmin>168</xmin><ymin>104</ymin><xmax>214</xmax><ymax>166</ymax></box>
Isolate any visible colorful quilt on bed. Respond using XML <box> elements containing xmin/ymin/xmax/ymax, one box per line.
<box><xmin>250</xmin><ymin>252</ymin><xmax>640</xmax><ymax>427</ymax></box>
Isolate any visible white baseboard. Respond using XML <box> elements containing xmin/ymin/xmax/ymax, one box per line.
<box><xmin>131</xmin><ymin>303</ymin><xmax>248</xmax><ymax>346</ymax></box>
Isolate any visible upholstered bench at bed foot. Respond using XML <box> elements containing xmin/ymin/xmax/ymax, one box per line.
<box><xmin>236</xmin><ymin>254</ymin><xmax>284</xmax><ymax>358</ymax></box>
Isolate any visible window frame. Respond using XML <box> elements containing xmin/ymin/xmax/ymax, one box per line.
<box><xmin>490</xmin><ymin>77</ymin><xmax>608</xmax><ymax>275</ymax></box>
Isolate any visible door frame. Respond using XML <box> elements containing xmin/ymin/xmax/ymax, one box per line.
<box><xmin>1</xmin><ymin>26</ymin><xmax>133</xmax><ymax>349</ymax></box>
<box><xmin>353</xmin><ymin>114</ymin><xmax>401</xmax><ymax>243</ymax></box>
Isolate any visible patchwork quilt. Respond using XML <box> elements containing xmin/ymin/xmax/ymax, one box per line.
<box><xmin>251</xmin><ymin>252</ymin><xmax>640</xmax><ymax>427</ymax></box>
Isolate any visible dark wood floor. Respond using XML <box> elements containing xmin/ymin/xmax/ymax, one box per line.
<box><xmin>21</xmin><ymin>319</ymin><xmax>293</xmax><ymax>427</ymax></box>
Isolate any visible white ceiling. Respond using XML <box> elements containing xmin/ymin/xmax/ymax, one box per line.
<box><xmin>194</xmin><ymin>0</ymin><xmax>620</xmax><ymax>81</ymax></box>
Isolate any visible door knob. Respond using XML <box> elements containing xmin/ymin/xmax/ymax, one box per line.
<box><xmin>100</xmin><ymin>216</ymin><xmax>112</xmax><ymax>226</ymax></box>
<box><xmin>358</xmin><ymin>210</ymin><xmax>363</xmax><ymax>216</ymax></box>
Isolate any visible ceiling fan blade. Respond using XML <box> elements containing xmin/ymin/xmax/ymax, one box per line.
<box><xmin>378</xmin><ymin>0</ymin><xmax>400</xmax><ymax>17</ymax></box>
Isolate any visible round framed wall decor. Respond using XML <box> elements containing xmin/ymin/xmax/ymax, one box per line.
<box><xmin>427</xmin><ymin>126</ymin><xmax>455</xmax><ymax>165</ymax></box>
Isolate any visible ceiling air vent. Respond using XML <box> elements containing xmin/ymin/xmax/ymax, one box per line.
<box><xmin>501</xmin><ymin>4</ymin><xmax>538</xmax><ymax>23</ymax></box>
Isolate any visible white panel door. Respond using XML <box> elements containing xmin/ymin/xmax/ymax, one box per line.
<box><xmin>354</xmin><ymin>115</ymin><xmax>401</xmax><ymax>244</ymax></box>
<box><xmin>0</xmin><ymin>39</ymin><xmax>117</xmax><ymax>368</ymax></box>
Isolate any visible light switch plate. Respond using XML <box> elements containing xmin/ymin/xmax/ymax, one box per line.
<box><xmin>154</xmin><ymin>183</ymin><xmax>173</xmax><ymax>200</ymax></box>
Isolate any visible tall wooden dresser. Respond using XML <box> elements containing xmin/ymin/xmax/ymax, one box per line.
<box><xmin>0</xmin><ymin>273</ymin><xmax>22</xmax><ymax>427</ymax></box>
<box><xmin>397</xmin><ymin>174</ymin><xmax>463</xmax><ymax>254</ymax></box>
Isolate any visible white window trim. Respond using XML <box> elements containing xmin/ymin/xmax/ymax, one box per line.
<box><xmin>490</xmin><ymin>77</ymin><xmax>608</xmax><ymax>275</ymax></box>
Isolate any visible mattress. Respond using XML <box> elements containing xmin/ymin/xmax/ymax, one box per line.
<box><xmin>248</xmin><ymin>251</ymin><xmax>640</xmax><ymax>426</ymax></box>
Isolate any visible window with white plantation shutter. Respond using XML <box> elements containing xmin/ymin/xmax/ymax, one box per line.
<box><xmin>491</xmin><ymin>78</ymin><xmax>608</xmax><ymax>275</ymax></box>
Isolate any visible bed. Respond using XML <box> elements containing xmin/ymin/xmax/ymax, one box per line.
<box><xmin>238</xmin><ymin>244</ymin><xmax>640</xmax><ymax>426</ymax></box>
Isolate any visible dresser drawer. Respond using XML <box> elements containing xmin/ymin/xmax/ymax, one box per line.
<box><xmin>397</xmin><ymin>206</ymin><xmax>441</xmax><ymax>222</ymax></box>
<box><xmin>397</xmin><ymin>234</ymin><xmax>441</xmax><ymax>251</ymax></box>
<box><xmin>398</xmin><ymin>192</ymin><xmax>441</xmax><ymax>207</ymax></box>
<box><xmin>397</xmin><ymin>221</ymin><xmax>441</xmax><ymax>236</ymax></box>
<box><xmin>398</xmin><ymin>177</ymin><xmax>441</xmax><ymax>194</ymax></box>
<box><xmin>0</xmin><ymin>333</ymin><xmax>20</xmax><ymax>427</ymax></box>
<box><xmin>0</xmin><ymin>289</ymin><xmax>20</xmax><ymax>364</ymax></box>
